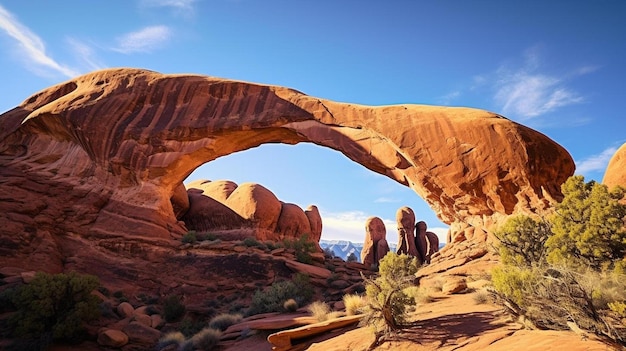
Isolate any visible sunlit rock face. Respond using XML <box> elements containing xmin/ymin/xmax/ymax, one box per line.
<box><xmin>603</xmin><ymin>143</ymin><xmax>626</xmax><ymax>191</ymax></box>
<box><xmin>183</xmin><ymin>179</ymin><xmax>316</xmax><ymax>243</ymax></box>
<box><xmin>0</xmin><ymin>68</ymin><xmax>574</xmax><ymax>249</ymax></box>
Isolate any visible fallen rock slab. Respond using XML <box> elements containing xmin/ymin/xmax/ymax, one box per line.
<box><xmin>97</xmin><ymin>329</ymin><xmax>129</xmax><ymax>347</ymax></box>
<box><xmin>224</xmin><ymin>314</ymin><xmax>318</xmax><ymax>334</ymax></box>
<box><xmin>267</xmin><ymin>314</ymin><xmax>364</xmax><ymax>350</ymax></box>
<box><xmin>284</xmin><ymin>259</ymin><xmax>331</xmax><ymax>279</ymax></box>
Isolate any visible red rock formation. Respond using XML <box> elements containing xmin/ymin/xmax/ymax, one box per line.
<box><xmin>276</xmin><ymin>202</ymin><xmax>312</xmax><ymax>241</ymax></box>
<box><xmin>417</xmin><ymin>221</ymin><xmax>440</xmax><ymax>264</ymax></box>
<box><xmin>183</xmin><ymin>179</ymin><xmax>317</xmax><ymax>242</ymax></box>
<box><xmin>361</xmin><ymin>217</ymin><xmax>390</xmax><ymax>266</ymax></box>
<box><xmin>305</xmin><ymin>205</ymin><xmax>323</xmax><ymax>243</ymax></box>
<box><xmin>0</xmin><ymin>68</ymin><xmax>573</xmax><ymax>251</ymax></box>
<box><xmin>603</xmin><ymin>143</ymin><xmax>626</xmax><ymax>190</ymax></box>
<box><xmin>396</xmin><ymin>206</ymin><xmax>420</xmax><ymax>260</ymax></box>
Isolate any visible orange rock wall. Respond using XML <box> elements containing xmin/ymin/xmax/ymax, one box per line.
<box><xmin>0</xmin><ymin>68</ymin><xmax>574</xmax><ymax>246</ymax></box>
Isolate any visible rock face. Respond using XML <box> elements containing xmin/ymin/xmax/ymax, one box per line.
<box><xmin>0</xmin><ymin>68</ymin><xmax>573</xmax><ymax>251</ymax></box>
<box><xmin>396</xmin><ymin>207</ymin><xmax>420</xmax><ymax>259</ymax></box>
<box><xmin>603</xmin><ymin>143</ymin><xmax>626</xmax><ymax>190</ymax></box>
<box><xmin>183</xmin><ymin>179</ymin><xmax>317</xmax><ymax>242</ymax></box>
<box><xmin>361</xmin><ymin>217</ymin><xmax>390</xmax><ymax>267</ymax></box>
<box><xmin>417</xmin><ymin>220</ymin><xmax>440</xmax><ymax>264</ymax></box>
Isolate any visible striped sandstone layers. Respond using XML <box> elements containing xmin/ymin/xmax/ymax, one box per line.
<box><xmin>0</xmin><ymin>68</ymin><xmax>574</xmax><ymax>248</ymax></box>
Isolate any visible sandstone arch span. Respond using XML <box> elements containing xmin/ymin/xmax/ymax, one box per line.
<box><xmin>0</xmin><ymin>68</ymin><xmax>574</xmax><ymax>243</ymax></box>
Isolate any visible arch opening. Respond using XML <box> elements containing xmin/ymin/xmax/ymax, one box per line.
<box><xmin>181</xmin><ymin>142</ymin><xmax>449</xmax><ymax>247</ymax></box>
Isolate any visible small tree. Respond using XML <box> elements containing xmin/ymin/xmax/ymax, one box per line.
<box><xmin>283</xmin><ymin>234</ymin><xmax>317</xmax><ymax>264</ymax></box>
<box><xmin>492</xmin><ymin>175</ymin><xmax>626</xmax><ymax>346</ymax></box>
<box><xmin>493</xmin><ymin>214</ymin><xmax>551</xmax><ymax>267</ymax></box>
<box><xmin>546</xmin><ymin>176</ymin><xmax>626</xmax><ymax>271</ymax></box>
<box><xmin>347</xmin><ymin>252</ymin><xmax>358</xmax><ymax>262</ymax></box>
<box><xmin>362</xmin><ymin>253</ymin><xmax>419</xmax><ymax>342</ymax></box>
<box><xmin>8</xmin><ymin>272</ymin><xmax>101</xmax><ymax>347</ymax></box>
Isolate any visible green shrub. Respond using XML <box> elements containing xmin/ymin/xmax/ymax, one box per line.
<box><xmin>156</xmin><ymin>331</ymin><xmax>186</xmax><ymax>351</ymax></box>
<box><xmin>190</xmin><ymin>327</ymin><xmax>221</xmax><ymax>350</ymax></box>
<box><xmin>292</xmin><ymin>273</ymin><xmax>314</xmax><ymax>302</ymax></box>
<box><xmin>343</xmin><ymin>294</ymin><xmax>366</xmax><ymax>315</ymax></box>
<box><xmin>362</xmin><ymin>253</ymin><xmax>419</xmax><ymax>337</ymax></box>
<box><xmin>323</xmin><ymin>247</ymin><xmax>335</xmax><ymax>258</ymax></box>
<box><xmin>247</xmin><ymin>275</ymin><xmax>313</xmax><ymax>316</ymax></box>
<box><xmin>608</xmin><ymin>301</ymin><xmax>626</xmax><ymax>317</ymax></box>
<box><xmin>491</xmin><ymin>176</ymin><xmax>626</xmax><ymax>346</ymax></box>
<box><xmin>546</xmin><ymin>176</ymin><xmax>626</xmax><ymax>271</ymax></box>
<box><xmin>163</xmin><ymin>295</ymin><xmax>185</xmax><ymax>322</ymax></box>
<box><xmin>283</xmin><ymin>234</ymin><xmax>316</xmax><ymax>264</ymax></box>
<box><xmin>208</xmin><ymin>313</ymin><xmax>243</xmax><ymax>331</ymax></box>
<box><xmin>472</xmin><ymin>288</ymin><xmax>492</xmax><ymax>305</ymax></box>
<box><xmin>179</xmin><ymin>317</ymin><xmax>206</xmax><ymax>338</ymax></box>
<box><xmin>283</xmin><ymin>298</ymin><xmax>299</xmax><ymax>312</ymax></box>
<box><xmin>403</xmin><ymin>286</ymin><xmax>434</xmax><ymax>304</ymax></box>
<box><xmin>242</xmin><ymin>237</ymin><xmax>264</xmax><ymax>248</ymax></box>
<box><xmin>347</xmin><ymin>252</ymin><xmax>358</xmax><ymax>262</ymax></box>
<box><xmin>493</xmin><ymin>215</ymin><xmax>551</xmax><ymax>266</ymax></box>
<box><xmin>182</xmin><ymin>231</ymin><xmax>197</xmax><ymax>244</ymax></box>
<box><xmin>491</xmin><ymin>265</ymin><xmax>539</xmax><ymax>307</ymax></box>
<box><xmin>307</xmin><ymin>301</ymin><xmax>332</xmax><ymax>322</ymax></box>
<box><xmin>265</xmin><ymin>241</ymin><xmax>283</xmax><ymax>251</ymax></box>
<box><xmin>7</xmin><ymin>272</ymin><xmax>101</xmax><ymax>345</ymax></box>
<box><xmin>197</xmin><ymin>232</ymin><xmax>217</xmax><ymax>241</ymax></box>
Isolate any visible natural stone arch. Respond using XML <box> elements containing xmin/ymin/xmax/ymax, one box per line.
<box><xmin>0</xmin><ymin>68</ymin><xmax>574</xmax><ymax>242</ymax></box>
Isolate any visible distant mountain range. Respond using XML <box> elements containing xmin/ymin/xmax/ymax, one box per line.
<box><xmin>320</xmin><ymin>239</ymin><xmax>444</xmax><ymax>262</ymax></box>
<box><xmin>319</xmin><ymin>240</ymin><xmax>364</xmax><ymax>261</ymax></box>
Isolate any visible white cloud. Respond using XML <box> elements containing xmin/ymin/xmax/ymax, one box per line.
<box><xmin>494</xmin><ymin>69</ymin><xmax>584</xmax><ymax>119</ymax></box>
<box><xmin>113</xmin><ymin>25</ymin><xmax>172</xmax><ymax>54</ymax></box>
<box><xmin>0</xmin><ymin>4</ymin><xmax>78</xmax><ymax>78</ymax></box>
<box><xmin>374</xmin><ymin>197</ymin><xmax>399</xmax><ymax>203</ymax></box>
<box><xmin>319</xmin><ymin>210</ymin><xmax>395</xmax><ymax>244</ymax></box>
<box><xmin>575</xmin><ymin>146</ymin><xmax>619</xmax><ymax>175</ymax></box>
<box><xmin>438</xmin><ymin>90</ymin><xmax>461</xmax><ymax>105</ymax></box>
<box><xmin>139</xmin><ymin>0</ymin><xmax>197</xmax><ymax>16</ymax></box>
<box><xmin>66</xmin><ymin>37</ymin><xmax>105</xmax><ymax>71</ymax></box>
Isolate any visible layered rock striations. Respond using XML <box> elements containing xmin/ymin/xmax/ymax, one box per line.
<box><xmin>0</xmin><ymin>68</ymin><xmax>574</xmax><ymax>254</ymax></box>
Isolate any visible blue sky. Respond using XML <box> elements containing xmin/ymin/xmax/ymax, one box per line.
<box><xmin>1</xmin><ymin>1</ymin><xmax>624</xmax><ymax>244</ymax></box>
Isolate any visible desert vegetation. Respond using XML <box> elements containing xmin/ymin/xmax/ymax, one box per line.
<box><xmin>361</xmin><ymin>253</ymin><xmax>420</xmax><ymax>343</ymax></box>
<box><xmin>491</xmin><ymin>175</ymin><xmax>626</xmax><ymax>346</ymax></box>
<box><xmin>246</xmin><ymin>273</ymin><xmax>314</xmax><ymax>316</ymax></box>
<box><xmin>0</xmin><ymin>272</ymin><xmax>101</xmax><ymax>350</ymax></box>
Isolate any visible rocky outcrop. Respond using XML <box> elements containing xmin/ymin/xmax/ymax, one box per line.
<box><xmin>603</xmin><ymin>143</ymin><xmax>626</xmax><ymax>190</ymax></box>
<box><xmin>396</xmin><ymin>207</ymin><xmax>420</xmax><ymax>259</ymax></box>
<box><xmin>0</xmin><ymin>68</ymin><xmax>573</xmax><ymax>257</ymax></box>
<box><xmin>417</xmin><ymin>220</ymin><xmax>440</xmax><ymax>264</ymax></box>
<box><xmin>183</xmin><ymin>179</ymin><xmax>318</xmax><ymax>243</ymax></box>
<box><xmin>361</xmin><ymin>217</ymin><xmax>390</xmax><ymax>267</ymax></box>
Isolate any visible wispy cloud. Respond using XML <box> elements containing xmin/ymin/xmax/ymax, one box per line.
<box><xmin>113</xmin><ymin>25</ymin><xmax>172</xmax><ymax>54</ymax></box>
<box><xmin>493</xmin><ymin>50</ymin><xmax>588</xmax><ymax>119</ymax></box>
<box><xmin>374</xmin><ymin>197</ymin><xmax>399</xmax><ymax>203</ymax></box>
<box><xmin>139</xmin><ymin>0</ymin><xmax>197</xmax><ymax>16</ymax></box>
<box><xmin>575</xmin><ymin>146</ymin><xmax>619</xmax><ymax>175</ymax></box>
<box><xmin>0</xmin><ymin>4</ymin><xmax>78</xmax><ymax>78</ymax></box>
<box><xmin>66</xmin><ymin>37</ymin><xmax>105</xmax><ymax>71</ymax></box>
<box><xmin>438</xmin><ymin>90</ymin><xmax>461</xmax><ymax>105</ymax></box>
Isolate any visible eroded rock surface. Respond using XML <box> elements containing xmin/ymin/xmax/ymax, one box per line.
<box><xmin>0</xmin><ymin>68</ymin><xmax>573</xmax><ymax>256</ymax></box>
<box><xmin>603</xmin><ymin>142</ymin><xmax>626</xmax><ymax>190</ymax></box>
<box><xmin>183</xmin><ymin>179</ymin><xmax>317</xmax><ymax>242</ymax></box>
